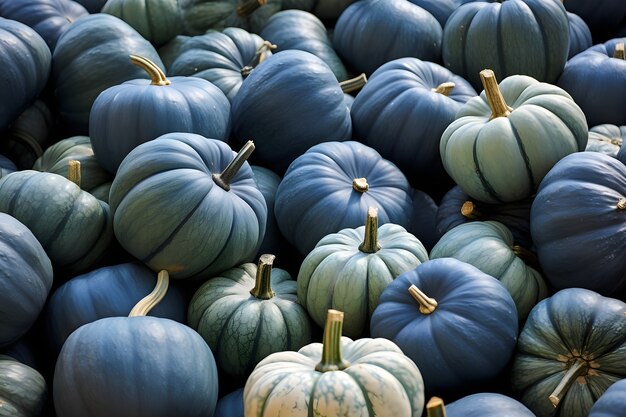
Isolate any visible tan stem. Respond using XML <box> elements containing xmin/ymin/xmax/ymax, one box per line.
<box><xmin>241</xmin><ymin>41</ymin><xmax>277</xmax><ymax>77</ymax></box>
<box><xmin>67</xmin><ymin>160</ymin><xmax>81</xmax><ymax>188</ymax></box>
<box><xmin>129</xmin><ymin>270</ymin><xmax>169</xmax><ymax>317</ymax></box>
<box><xmin>352</xmin><ymin>177</ymin><xmax>368</xmax><ymax>193</ymax></box>
<box><xmin>340</xmin><ymin>73</ymin><xmax>368</xmax><ymax>94</ymax></box>
<box><xmin>250</xmin><ymin>254</ymin><xmax>276</xmax><ymax>299</ymax></box>
<box><xmin>617</xmin><ymin>198</ymin><xmax>626</xmax><ymax>210</ymax></box>
<box><xmin>358</xmin><ymin>207</ymin><xmax>381</xmax><ymax>253</ymax></box>
<box><xmin>212</xmin><ymin>140</ymin><xmax>255</xmax><ymax>191</ymax></box>
<box><xmin>480</xmin><ymin>69</ymin><xmax>512</xmax><ymax>119</ymax></box>
<box><xmin>129</xmin><ymin>55</ymin><xmax>170</xmax><ymax>86</ymax></box>
<box><xmin>426</xmin><ymin>397</ymin><xmax>447</xmax><ymax>417</ymax></box>
<box><xmin>461</xmin><ymin>201</ymin><xmax>482</xmax><ymax>220</ymax></box>
<box><xmin>431</xmin><ymin>82</ymin><xmax>455</xmax><ymax>96</ymax></box>
<box><xmin>236</xmin><ymin>0</ymin><xmax>266</xmax><ymax>17</ymax></box>
<box><xmin>408</xmin><ymin>284</ymin><xmax>438</xmax><ymax>314</ymax></box>
<box><xmin>315</xmin><ymin>309</ymin><xmax>350</xmax><ymax>372</ymax></box>
<box><xmin>614</xmin><ymin>43</ymin><xmax>626</xmax><ymax>60</ymax></box>
<box><xmin>549</xmin><ymin>359</ymin><xmax>588</xmax><ymax>407</ymax></box>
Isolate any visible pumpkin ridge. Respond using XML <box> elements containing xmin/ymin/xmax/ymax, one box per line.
<box><xmin>545</xmin><ymin>299</ymin><xmax>578</xmax><ymax>358</ymax></box>
<box><xmin>209</xmin><ymin>299</ymin><xmax>242</xmax><ymax>365</ymax></box>
<box><xmin>244</xmin><ymin>303</ymin><xmax>266</xmax><ymax>373</ymax></box>
<box><xmin>342</xmin><ymin>366</ymin><xmax>376</xmax><ymax>417</ymax></box>
<box><xmin>41</xmin><ymin>184</ymin><xmax>86</xmax><ymax>257</ymax></box>
<box><xmin>4</xmin><ymin>171</ymin><xmax>40</xmax><ymax>221</ymax></box>
<box><xmin>472</xmin><ymin>129</ymin><xmax>503</xmax><ymax>203</ymax></box>
<box><xmin>496</xmin><ymin>4</ymin><xmax>507</xmax><ymax>79</ymax></box>
<box><xmin>508</xmin><ymin>122</ymin><xmax>536</xmax><ymax>193</ymax></box>
<box><xmin>461</xmin><ymin>6</ymin><xmax>482</xmax><ymax>80</ymax></box>
<box><xmin>526</xmin><ymin>1</ymin><xmax>550</xmax><ymax>81</ymax></box>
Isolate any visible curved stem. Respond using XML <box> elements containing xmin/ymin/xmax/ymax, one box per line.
<box><xmin>431</xmin><ymin>82</ymin><xmax>455</xmax><ymax>96</ymax></box>
<box><xmin>241</xmin><ymin>41</ymin><xmax>277</xmax><ymax>77</ymax></box>
<box><xmin>315</xmin><ymin>309</ymin><xmax>350</xmax><ymax>372</ymax></box>
<box><xmin>549</xmin><ymin>359</ymin><xmax>588</xmax><ymax>407</ymax></box>
<box><xmin>426</xmin><ymin>397</ymin><xmax>447</xmax><ymax>417</ymax></box>
<box><xmin>67</xmin><ymin>160</ymin><xmax>81</xmax><ymax>188</ymax></box>
<box><xmin>480</xmin><ymin>69</ymin><xmax>512</xmax><ymax>119</ymax></box>
<box><xmin>461</xmin><ymin>201</ymin><xmax>482</xmax><ymax>220</ymax></box>
<box><xmin>617</xmin><ymin>198</ymin><xmax>626</xmax><ymax>210</ymax></box>
<box><xmin>339</xmin><ymin>73</ymin><xmax>368</xmax><ymax>94</ymax></box>
<box><xmin>212</xmin><ymin>141</ymin><xmax>255</xmax><ymax>191</ymax></box>
<box><xmin>512</xmin><ymin>245</ymin><xmax>539</xmax><ymax>268</ymax></box>
<box><xmin>358</xmin><ymin>207</ymin><xmax>381</xmax><ymax>253</ymax></box>
<box><xmin>408</xmin><ymin>284</ymin><xmax>438</xmax><ymax>314</ymax></box>
<box><xmin>236</xmin><ymin>0</ymin><xmax>266</xmax><ymax>17</ymax></box>
<box><xmin>614</xmin><ymin>43</ymin><xmax>626</xmax><ymax>60</ymax></box>
<box><xmin>129</xmin><ymin>55</ymin><xmax>170</xmax><ymax>86</ymax></box>
<box><xmin>129</xmin><ymin>270</ymin><xmax>170</xmax><ymax>317</ymax></box>
<box><xmin>250</xmin><ymin>254</ymin><xmax>276</xmax><ymax>299</ymax></box>
<box><xmin>352</xmin><ymin>177</ymin><xmax>369</xmax><ymax>193</ymax></box>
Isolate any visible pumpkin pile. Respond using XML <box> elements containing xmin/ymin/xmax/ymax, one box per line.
<box><xmin>2</xmin><ymin>0</ymin><xmax>626</xmax><ymax>416</ymax></box>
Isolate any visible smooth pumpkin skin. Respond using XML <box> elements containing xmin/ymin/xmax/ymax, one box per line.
<box><xmin>408</xmin><ymin>0</ymin><xmax>493</xmax><ymax>27</ymax></box>
<box><xmin>244</xmin><ymin>336</ymin><xmax>425</xmax><ymax>417</ymax></box>
<box><xmin>567</xmin><ymin>11</ymin><xmax>592</xmax><ymax>59</ymax></box>
<box><xmin>52</xmin><ymin>13</ymin><xmax>164</xmax><ymax>134</ymax></box>
<box><xmin>0</xmin><ymin>155</ymin><xmax>16</xmax><ymax>179</ymax></box>
<box><xmin>588</xmin><ymin>379</ymin><xmax>626</xmax><ymax>417</ymax></box>
<box><xmin>179</xmin><ymin>0</ymin><xmax>281</xmax><ymax>35</ymax></box>
<box><xmin>333</xmin><ymin>0</ymin><xmax>442</xmax><ymax>76</ymax></box>
<box><xmin>370</xmin><ymin>258</ymin><xmax>519</xmax><ymax>391</ymax></box>
<box><xmin>530</xmin><ymin>151</ymin><xmax>626</xmax><ymax>295</ymax></box>
<box><xmin>440</xmin><ymin>74</ymin><xmax>588</xmax><ymax>204</ymax></box>
<box><xmin>109</xmin><ymin>133</ymin><xmax>267</xmax><ymax>280</ymax></box>
<box><xmin>102</xmin><ymin>0</ymin><xmax>184</xmax><ymax>47</ymax></box>
<box><xmin>44</xmin><ymin>262</ymin><xmax>188</xmax><ymax>357</ymax></box>
<box><xmin>274</xmin><ymin>141</ymin><xmax>413</xmax><ymax>256</ymax></box>
<box><xmin>168</xmin><ymin>27</ymin><xmax>271</xmax><ymax>102</ymax></box>
<box><xmin>587</xmin><ymin>124</ymin><xmax>625</xmax><ymax>157</ymax></box>
<box><xmin>74</xmin><ymin>0</ymin><xmax>106</xmax><ymax>12</ymax></box>
<box><xmin>298</xmin><ymin>223</ymin><xmax>429</xmax><ymax>338</ymax></box>
<box><xmin>0</xmin><ymin>170</ymin><xmax>114</xmax><ymax>274</ymax></box>
<box><xmin>54</xmin><ymin>316</ymin><xmax>219</xmax><ymax>417</ymax></box>
<box><xmin>260</xmin><ymin>10</ymin><xmax>348</xmax><ymax>81</ymax></box>
<box><xmin>231</xmin><ymin>49</ymin><xmax>352</xmax><ymax>174</ymax></box>
<box><xmin>407</xmin><ymin>189</ymin><xmax>439</xmax><ymax>252</ymax></box>
<box><xmin>0</xmin><ymin>18</ymin><xmax>51</xmax><ymax>132</ymax></box>
<box><xmin>158</xmin><ymin>34</ymin><xmax>191</xmax><ymax>71</ymax></box>
<box><xmin>512</xmin><ymin>288</ymin><xmax>626</xmax><ymax>417</ymax></box>
<box><xmin>430</xmin><ymin>220</ymin><xmax>548</xmax><ymax>320</ymax></box>
<box><xmin>442</xmin><ymin>0</ymin><xmax>569</xmax><ymax>91</ymax></box>
<box><xmin>563</xmin><ymin>0</ymin><xmax>626</xmax><ymax>33</ymax></box>
<box><xmin>0</xmin><ymin>213</ymin><xmax>53</xmax><ymax>348</ymax></box>
<box><xmin>0</xmin><ymin>359</ymin><xmax>48</xmax><ymax>417</ymax></box>
<box><xmin>445</xmin><ymin>393</ymin><xmax>536</xmax><ymax>417</ymax></box>
<box><xmin>215</xmin><ymin>388</ymin><xmax>243</xmax><ymax>417</ymax></box>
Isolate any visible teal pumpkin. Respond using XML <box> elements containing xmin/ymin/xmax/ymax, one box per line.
<box><xmin>440</xmin><ymin>69</ymin><xmax>588</xmax><ymax>203</ymax></box>
<box><xmin>188</xmin><ymin>254</ymin><xmax>311</xmax><ymax>377</ymax></box>
<box><xmin>586</xmin><ymin>124</ymin><xmax>625</xmax><ymax>157</ymax></box>
<box><xmin>0</xmin><ymin>358</ymin><xmax>48</xmax><ymax>417</ymax></box>
<box><xmin>179</xmin><ymin>0</ymin><xmax>281</xmax><ymax>35</ymax></box>
<box><xmin>244</xmin><ymin>309</ymin><xmax>425</xmax><ymax>417</ymax></box>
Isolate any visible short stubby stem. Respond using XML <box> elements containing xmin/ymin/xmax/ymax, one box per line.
<box><xmin>408</xmin><ymin>284</ymin><xmax>438</xmax><ymax>315</ymax></box>
<box><xmin>236</xmin><ymin>0</ymin><xmax>266</xmax><ymax>17</ymax></box>
<box><xmin>431</xmin><ymin>82</ymin><xmax>455</xmax><ymax>96</ymax></box>
<box><xmin>358</xmin><ymin>207</ymin><xmax>381</xmax><ymax>253</ymax></box>
<box><xmin>213</xmin><ymin>140</ymin><xmax>255</xmax><ymax>191</ymax></box>
<box><xmin>250</xmin><ymin>254</ymin><xmax>276</xmax><ymax>300</ymax></box>
<box><xmin>340</xmin><ymin>73</ymin><xmax>368</xmax><ymax>94</ymax></box>
<box><xmin>352</xmin><ymin>177</ymin><xmax>368</xmax><ymax>193</ymax></box>
<box><xmin>67</xmin><ymin>159</ymin><xmax>81</xmax><ymax>188</ymax></box>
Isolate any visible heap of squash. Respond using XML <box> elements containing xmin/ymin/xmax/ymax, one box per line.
<box><xmin>1</xmin><ymin>0</ymin><xmax>626</xmax><ymax>416</ymax></box>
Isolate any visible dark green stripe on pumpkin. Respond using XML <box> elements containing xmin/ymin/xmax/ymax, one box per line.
<box><xmin>472</xmin><ymin>133</ymin><xmax>503</xmax><ymax>203</ymax></box>
<box><xmin>509</xmin><ymin>122</ymin><xmax>536</xmax><ymax>194</ymax></box>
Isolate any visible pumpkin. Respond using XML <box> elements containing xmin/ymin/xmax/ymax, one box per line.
<box><xmin>311</xmin><ymin>0</ymin><xmax>356</xmax><ymax>21</ymax></box>
<box><xmin>89</xmin><ymin>54</ymin><xmax>231</xmax><ymax>174</ymax></box>
<box><xmin>215</xmin><ymin>388</ymin><xmax>244</xmax><ymax>417</ymax></box>
<box><xmin>188</xmin><ymin>254</ymin><xmax>311</xmax><ymax>377</ymax></box>
<box><xmin>179</xmin><ymin>0</ymin><xmax>281</xmax><ymax>35</ymax></box>
<box><xmin>0</xmin><ymin>154</ymin><xmax>16</xmax><ymax>179</ymax></box>
<box><xmin>298</xmin><ymin>207</ymin><xmax>428</xmax><ymax>338</ymax></box>
<box><xmin>51</xmin><ymin>13</ymin><xmax>164</xmax><ymax>134</ymax></box>
<box><xmin>333</xmin><ymin>0</ymin><xmax>442</xmax><ymax>76</ymax></box>
<box><xmin>558</xmin><ymin>38</ymin><xmax>626</xmax><ymax>128</ymax></box>
<box><xmin>442</xmin><ymin>0</ymin><xmax>570</xmax><ymax>90</ymax></box>
<box><xmin>511</xmin><ymin>288</ymin><xmax>626</xmax><ymax>417</ymax></box>
<box><xmin>74</xmin><ymin>0</ymin><xmax>106</xmax><ymax>12</ymax></box>
<box><xmin>588</xmin><ymin>379</ymin><xmax>626</xmax><ymax>417</ymax></box>
<box><xmin>350</xmin><ymin>57</ymin><xmax>477</xmax><ymax>191</ymax></box>
<box><xmin>168</xmin><ymin>27</ymin><xmax>274</xmax><ymax>102</ymax></box>
<box><xmin>563</xmin><ymin>0</ymin><xmax>626</xmax><ymax>34</ymax></box>
<box><xmin>53</xmin><ymin>271</ymin><xmax>220</xmax><ymax>417</ymax></box>
<box><xmin>407</xmin><ymin>189</ymin><xmax>439</xmax><ymax>252</ymax></box>
<box><xmin>567</xmin><ymin>11</ymin><xmax>592</xmax><ymax>59</ymax></box>
<box><xmin>426</xmin><ymin>394</ymin><xmax>536</xmax><ymax>417</ymax></box>
<box><xmin>158</xmin><ymin>34</ymin><xmax>191</xmax><ymax>71</ymax></box>
<box><xmin>109</xmin><ymin>133</ymin><xmax>267</xmax><ymax>280</ymax></box>
<box><xmin>44</xmin><ymin>261</ymin><xmax>187</xmax><ymax>357</ymax></box>
<box><xmin>0</xmin><ymin>17</ymin><xmax>51</xmax><ymax>132</ymax></box>
<box><xmin>102</xmin><ymin>0</ymin><xmax>184</xmax><ymax>47</ymax></box>
<box><xmin>530</xmin><ymin>151</ymin><xmax>626</xmax><ymax>295</ymax></box>
<box><xmin>231</xmin><ymin>49</ymin><xmax>352</xmax><ymax>174</ymax></box>
<box><xmin>0</xmin><ymin>213</ymin><xmax>53</xmax><ymax>348</ymax></box>
<box><xmin>440</xmin><ymin>69</ymin><xmax>588</xmax><ymax>204</ymax></box>
<box><xmin>587</xmin><ymin>124</ymin><xmax>625</xmax><ymax>157</ymax></box>
<box><xmin>244</xmin><ymin>309</ymin><xmax>425</xmax><ymax>417</ymax></box>
<box><xmin>274</xmin><ymin>140</ymin><xmax>413</xmax><ymax>256</ymax></box>
<box><xmin>260</xmin><ymin>10</ymin><xmax>348</xmax><ymax>81</ymax></box>
<box><xmin>430</xmin><ymin>220</ymin><xmax>548</xmax><ymax>320</ymax></box>
<box><xmin>370</xmin><ymin>258</ymin><xmax>518</xmax><ymax>391</ymax></box>
<box><xmin>407</xmin><ymin>0</ymin><xmax>491</xmax><ymax>27</ymax></box>
<box><xmin>0</xmin><ymin>358</ymin><xmax>48</xmax><ymax>417</ymax></box>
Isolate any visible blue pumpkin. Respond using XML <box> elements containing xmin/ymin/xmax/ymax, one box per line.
<box><xmin>407</xmin><ymin>0</ymin><xmax>492</xmax><ymax>27</ymax></box>
<box><xmin>588</xmin><ymin>379</ymin><xmax>626</xmax><ymax>417</ymax></box>
<box><xmin>407</xmin><ymin>188</ymin><xmax>439</xmax><ymax>252</ymax></box>
<box><xmin>564</xmin><ymin>0</ymin><xmax>626</xmax><ymax>34</ymax></box>
<box><xmin>433</xmin><ymin>393</ymin><xmax>536</xmax><ymax>417</ymax></box>
<box><xmin>215</xmin><ymin>388</ymin><xmax>243</xmax><ymax>417</ymax></box>
<box><xmin>0</xmin><ymin>357</ymin><xmax>48</xmax><ymax>417</ymax></box>
<box><xmin>566</xmin><ymin>11</ymin><xmax>592</xmax><ymax>59</ymax></box>
<box><xmin>370</xmin><ymin>258</ymin><xmax>518</xmax><ymax>391</ymax></box>
<box><xmin>0</xmin><ymin>155</ymin><xmax>16</xmax><ymax>179</ymax></box>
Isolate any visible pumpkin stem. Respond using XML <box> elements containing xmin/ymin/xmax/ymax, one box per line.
<box><xmin>250</xmin><ymin>254</ymin><xmax>276</xmax><ymax>299</ymax></box>
<box><xmin>315</xmin><ymin>309</ymin><xmax>350</xmax><ymax>372</ymax></box>
<box><xmin>480</xmin><ymin>69</ymin><xmax>512</xmax><ymax>119</ymax></box>
<box><xmin>129</xmin><ymin>55</ymin><xmax>170</xmax><ymax>86</ymax></box>
<box><xmin>432</xmin><ymin>82</ymin><xmax>455</xmax><ymax>96</ymax></box>
<box><xmin>129</xmin><ymin>270</ymin><xmax>170</xmax><ymax>317</ymax></box>
<box><xmin>67</xmin><ymin>159</ymin><xmax>81</xmax><ymax>188</ymax></box>
<box><xmin>241</xmin><ymin>41</ymin><xmax>277</xmax><ymax>77</ymax></box>
<box><xmin>549</xmin><ymin>358</ymin><xmax>588</xmax><ymax>407</ymax></box>
<box><xmin>339</xmin><ymin>73</ymin><xmax>368</xmax><ymax>94</ymax></box>
<box><xmin>352</xmin><ymin>177</ymin><xmax>369</xmax><ymax>193</ymax></box>
<box><xmin>426</xmin><ymin>397</ymin><xmax>447</xmax><ymax>417</ymax></box>
<box><xmin>358</xmin><ymin>207</ymin><xmax>381</xmax><ymax>253</ymax></box>
<box><xmin>614</xmin><ymin>43</ymin><xmax>626</xmax><ymax>60</ymax></box>
<box><xmin>408</xmin><ymin>284</ymin><xmax>438</xmax><ymax>314</ymax></box>
<box><xmin>512</xmin><ymin>245</ymin><xmax>539</xmax><ymax>268</ymax></box>
<box><xmin>461</xmin><ymin>200</ymin><xmax>482</xmax><ymax>220</ymax></box>
<box><xmin>617</xmin><ymin>198</ymin><xmax>626</xmax><ymax>210</ymax></box>
<box><xmin>212</xmin><ymin>140</ymin><xmax>255</xmax><ymax>191</ymax></box>
<box><xmin>236</xmin><ymin>0</ymin><xmax>266</xmax><ymax>17</ymax></box>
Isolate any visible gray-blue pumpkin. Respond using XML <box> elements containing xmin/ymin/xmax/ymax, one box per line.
<box><xmin>427</xmin><ymin>393</ymin><xmax>536</xmax><ymax>417</ymax></box>
<box><xmin>566</xmin><ymin>11</ymin><xmax>592</xmax><ymax>59</ymax></box>
<box><xmin>588</xmin><ymin>379</ymin><xmax>626</xmax><ymax>417</ymax></box>
<box><xmin>0</xmin><ymin>357</ymin><xmax>48</xmax><ymax>417</ymax></box>
<box><xmin>215</xmin><ymin>388</ymin><xmax>243</xmax><ymax>417</ymax></box>
<box><xmin>586</xmin><ymin>124</ymin><xmax>625</xmax><ymax>158</ymax></box>
<box><xmin>0</xmin><ymin>155</ymin><xmax>16</xmax><ymax>179</ymax></box>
